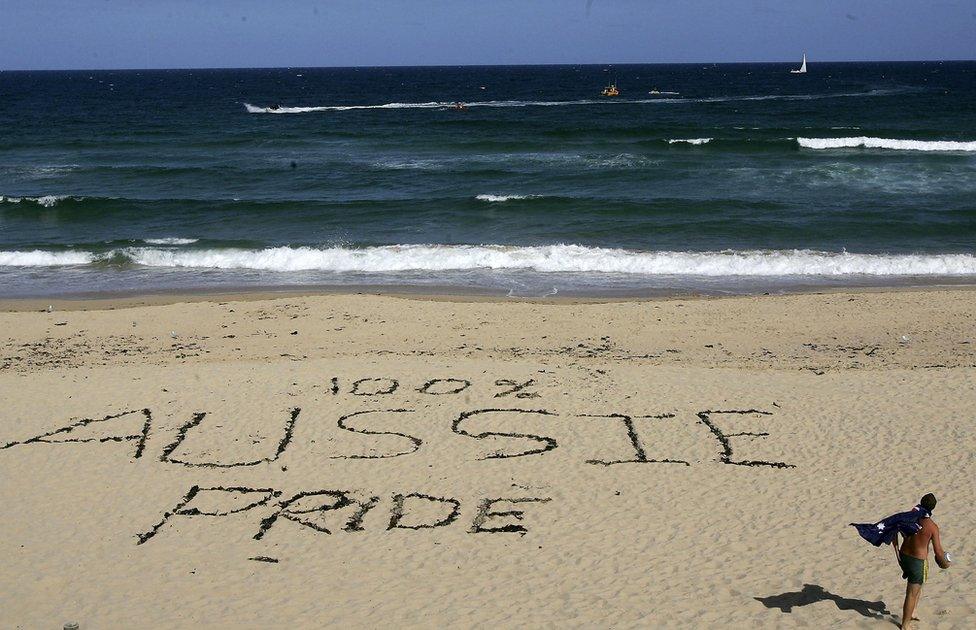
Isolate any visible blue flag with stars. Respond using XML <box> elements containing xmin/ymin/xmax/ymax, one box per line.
<box><xmin>850</xmin><ymin>504</ymin><xmax>932</xmax><ymax>546</ymax></box>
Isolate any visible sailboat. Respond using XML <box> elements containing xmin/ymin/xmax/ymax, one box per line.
<box><xmin>790</xmin><ymin>53</ymin><xmax>808</xmax><ymax>74</ymax></box>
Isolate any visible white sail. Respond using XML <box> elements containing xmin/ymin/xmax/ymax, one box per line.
<box><xmin>791</xmin><ymin>53</ymin><xmax>808</xmax><ymax>74</ymax></box>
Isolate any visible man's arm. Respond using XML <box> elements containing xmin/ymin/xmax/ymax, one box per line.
<box><xmin>892</xmin><ymin>533</ymin><xmax>901</xmax><ymax>563</ymax></box>
<box><xmin>932</xmin><ymin>523</ymin><xmax>950</xmax><ymax>568</ymax></box>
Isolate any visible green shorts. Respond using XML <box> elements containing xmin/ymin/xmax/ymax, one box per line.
<box><xmin>900</xmin><ymin>553</ymin><xmax>928</xmax><ymax>585</ymax></box>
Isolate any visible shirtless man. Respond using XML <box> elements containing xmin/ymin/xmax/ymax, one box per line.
<box><xmin>893</xmin><ymin>493</ymin><xmax>950</xmax><ymax>629</ymax></box>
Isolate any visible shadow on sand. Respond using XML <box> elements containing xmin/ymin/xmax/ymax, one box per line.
<box><xmin>755</xmin><ymin>584</ymin><xmax>891</xmax><ymax>620</ymax></box>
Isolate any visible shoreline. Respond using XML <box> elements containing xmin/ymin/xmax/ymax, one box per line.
<box><xmin>2</xmin><ymin>280</ymin><xmax>976</xmax><ymax>312</ymax></box>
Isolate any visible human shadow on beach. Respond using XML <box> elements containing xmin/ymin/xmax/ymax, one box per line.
<box><xmin>755</xmin><ymin>584</ymin><xmax>890</xmax><ymax>620</ymax></box>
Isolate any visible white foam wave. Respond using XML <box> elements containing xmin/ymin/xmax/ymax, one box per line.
<box><xmin>0</xmin><ymin>250</ymin><xmax>94</xmax><ymax>266</ymax></box>
<box><xmin>3</xmin><ymin>245</ymin><xmax>970</xmax><ymax>277</ymax></box>
<box><xmin>476</xmin><ymin>194</ymin><xmax>535</xmax><ymax>202</ymax></box>
<box><xmin>0</xmin><ymin>195</ymin><xmax>73</xmax><ymax>207</ymax></box>
<box><xmin>668</xmin><ymin>138</ymin><xmax>712</xmax><ymax>145</ymax></box>
<box><xmin>798</xmin><ymin>137</ymin><xmax>976</xmax><ymax>152</ymax></box>
<box><xmin>6</xmin><ymin>245</ymin><xmax>976</xmax><ymax>277</ymax></box>
<box><xmin>143</xmin><ymin>238</ymin><xmax>199</xmax><ymax>245</ymax></box>
<box><xmin>36</xmin><ymin>195</ymin><xmax>68</xmax><ymax>207</ymax></box>
<box><xmin>125</xmin><ymin>246</ymin><xmax>976</xmax><ymax>276</ymax></box>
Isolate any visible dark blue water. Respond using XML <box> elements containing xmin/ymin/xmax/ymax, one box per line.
<box><xmin>1</xmin><ymin>62</ymin><xmax>975</xmax><ymax>296</ymax></box>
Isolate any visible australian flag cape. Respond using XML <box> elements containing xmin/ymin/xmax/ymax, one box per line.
<box><xmin>850</xmin><ymin>504</ymin><xmax>932</xmax><ymax>547</ymax></box>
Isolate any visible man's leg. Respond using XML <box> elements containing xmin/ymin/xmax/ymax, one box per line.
<box><xmin>901</xmin><ymin>583</ymin><xmax>922</xmax><ymax>629</ymax></box>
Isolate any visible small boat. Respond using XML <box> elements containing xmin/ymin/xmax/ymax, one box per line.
<box><xmin>601</xmin><ymin>82</ymin><xmax>619</xmax><ymax>97</ymax></box>
<box><xmin>790</xmin><ymin>53</ymin><xmax>808</xmax><ymax>74</ymax></box>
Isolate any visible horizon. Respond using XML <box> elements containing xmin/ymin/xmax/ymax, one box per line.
<box><xmin>4</xmin><ymin>57</ymin><xmax>975</xmax><ymax>74</ymax></box>
<box><xmin>3</xmin><ymin>1</ymin><xmax>975</xmax><ymax>72</ymax></box>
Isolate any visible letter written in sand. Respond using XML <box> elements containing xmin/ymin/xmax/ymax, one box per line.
<box><xmin>493</xmin><ymin>379</ymin><xmax>540</xmax><ymax>398</ymax></box>
<box><xmin>696</xmin><ymin>409</ymin><xmax>795</xmax><ymax>468</ymax></box>
<box><xmin>387</xmin><ymin>493</ymin><xmax>462</xmax><ymax>530</ymax></box>
<box><xmin>331</xmin><ymin>409</ymin><xmax>420</xmax><ymax>459</ymax></box>
<box><xmin>254</xmin><ymin>490</ymin><xmax>356</xmax><ymax>540</ymax></box>
<box><xmin>452</xmin><ymin>408</ymin><xmax>558</xmax><ymax>459</ymax></box>
<box><xmin>159</xmin><ymin>408</ymin><xmax>300</xmax><ymax>468</ymax></box>
<box><xmin>0</xmin><ymin>409</ymin><xmax>153</xmax><ymax>459</ymax></box>
<box><xmin>470</xmin><ymin>498</ymin><xmax>552</xmax><ymax>535</ymax></box>
<box><xmin>350</xmin><ymin>378</ymin><xmax>399</xmax><ymax>396</ymax></box>
<box><xmin>417</xmin><ymin>378</ymin><xmax>471</xmax><ymax>396</ymax></box>
<box><xmin>137</xmin><ymin>485</ymin><xmax>279</xmax><ymax>544</ymax></box>
<box><xmin>582</xmin><ymin>413</ymin><xmax>689</xmax><ymax>466</ymax></box>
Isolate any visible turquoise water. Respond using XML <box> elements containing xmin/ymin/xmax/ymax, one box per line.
<box><xmin>1</xmin><ymin>62</ymin><xmax>975</xmax><ymax>296</ymax></box>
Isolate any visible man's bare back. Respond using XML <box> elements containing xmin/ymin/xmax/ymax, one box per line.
<box><xmin>899</xmin><ymin>517</ymin><xmax>949</xmax><ymax>566</ymax></box>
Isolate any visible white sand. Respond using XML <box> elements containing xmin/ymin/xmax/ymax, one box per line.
<box><xmin>1</xmin><ymin>289</ymin><xmax>973</xmax><ymax>628</ymax></box>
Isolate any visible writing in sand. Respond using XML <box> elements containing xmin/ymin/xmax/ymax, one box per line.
<box><xmin>1</xmin><ymin>374</ymin><xmax>794</xmax><ymax>550</ymax></box>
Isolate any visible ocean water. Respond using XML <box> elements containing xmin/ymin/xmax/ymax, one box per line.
<box><xmin>1</xmin><ymin>62</ymin><xmax>975</xmax><ymax>297</ymax></box>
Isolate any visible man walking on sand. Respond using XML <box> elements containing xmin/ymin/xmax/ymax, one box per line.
<box><xmin>891</xmin><ymin>493</ymin><xmax>951</xmax><ymax>630</ymax></box>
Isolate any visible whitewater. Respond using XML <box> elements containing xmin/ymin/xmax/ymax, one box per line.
<box><xmin>0</xmin><ymin>195</ymin><xmax>75</xmax><ymax>207</ymax></box>
<box><xmin>3</xmin><ymin>245</ymin><xmax>976</xmax><ymax>277</ymax></box>
<box><xmin>798</xmin><ymin>137</ymin><xmax>976</xmax><ymax>152</ymax></box>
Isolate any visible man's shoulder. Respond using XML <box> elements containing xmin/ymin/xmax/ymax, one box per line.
<box><xmin>920</xmin><ymin>517</ymin><xmax>938</xmax><ymax>531</ymax></box>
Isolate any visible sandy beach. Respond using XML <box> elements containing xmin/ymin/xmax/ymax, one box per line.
<box><xmin>1</xmin><ymin>288</ymin><xmax>974</xmax><ymax>628</ymax></box>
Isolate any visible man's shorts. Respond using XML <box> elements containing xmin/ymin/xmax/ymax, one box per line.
<box><xmin>900</xmin><ymin>553</ymin><xmax>928</xmax><ymax>585</ymax></box>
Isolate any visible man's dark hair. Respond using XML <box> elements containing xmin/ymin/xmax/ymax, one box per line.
<box><xmin>921</xmin><ymin>493</ymin><xmax>937</xmax><ymax>511</ymax></box>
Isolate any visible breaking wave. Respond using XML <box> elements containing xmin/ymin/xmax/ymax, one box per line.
<box><xmin>798</xmin><ymin>137</ymin><xmax>976</xmax><ymax>152</ymax></box>
<box><xmin>475</xmin><ymin>194</ymin><xmax>536</xmax><ymax>202</ymax></box>
<box><xmin>3</xmin><ymin>245</ymin><xmax>976</xmax><ymax>277</ymax></box>
<box><xmin>142</xmin><ymin>238</ymin><xmax>199</xmax><ymax>245</ymax></box>
<box><xmin>0</xmin><ymin>195</ymin><xmax>75</xmax><ymax>207</ymax></box>
<box><xmin>0</xmin><ymin>250</ymin><xmax>95</xmax><ymax>266</ymax></box>
<box><xmin>668</xmin><ymin>138</ymin><xmax>712</xmax><ymax>145</ymax></box>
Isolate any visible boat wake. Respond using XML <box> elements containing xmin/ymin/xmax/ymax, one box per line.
<box><xmin>243</xmin><ymin>90</ymin><xmax>903</xmax><ymax>114</ymax></box>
